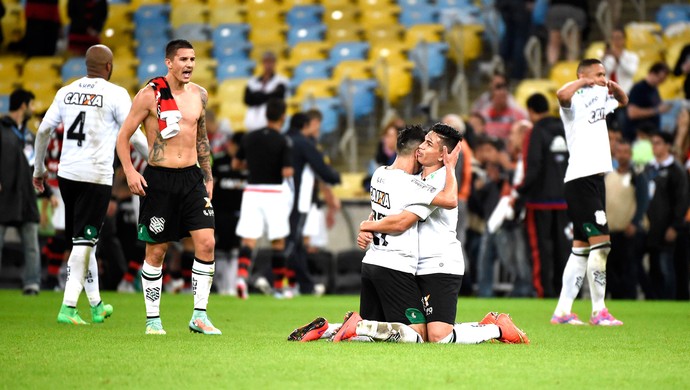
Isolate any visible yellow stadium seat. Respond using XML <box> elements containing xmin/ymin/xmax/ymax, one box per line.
<box><xmin>446</xmin><ymin>23</ymin><xmax>484</xmax><ymax>65</ymax></box>
<box><xmin>170</xmin><ymin>4</ymin><xmax>209</xmax><ymax>28</ymax></box>
<box><xmin>663</xmin><ymin>24</ymin><xmax>690</xmax><ymax>47</ymax></box>
<box><xmin>659</xmin><ymin>75</ymin><xmax>684</xmax><ymax>100</ymax></box>
<box><xmin>286</xmin><ymin>41</ymin><xmax>331</xmax><ymax>68</ymax></box>
<box><xmin>22</xmin><ymin>57</ymin><xmax>63</xmax><ymax>82</ymax></box>
<box><xmin>249</xmin><ymin>25</ymin><xmax>287</xmax><ymax>45</ymax></box>
<box><xmin>246</xmin><ymin>0</ymin><xmax>282</xmax><ymax>13</ymax></box>
<box><xmin>665</xmin><ymin>41</ymin><xmax>687</xmax><ymax>70</ymax></box>
<box><xmin>104</xmin><ymin>3</ymin><xmax>133</xmax><ymax>29</ymax></box>
<box><xmin>21</xmin><ymin>81</ymin><xmax>60</xmax><ymax>114</ymax></box>
<box><xmin>293</xmin><ymin>78</ymin><xmax>337</xmax><ymax>101</ymax></box>
<box><xmin>631</xmin><ymin>45</ymin><xmax>663</xmax><ymax>65</ymax></box>
<box><xmin>1</xmin><ymin>3</ymin><xmax>25</xmax><ymax>47</ymax></box>
<box><xmin>283</xmin><ymin>0</ymin><xmax>318</xmax><ymax>8</ymax></box>
<box><xmin>171</xmin><ymin>0</ymin><xmax>205</xmax><ymax>6</ymax></box>
<box><xmin>323</xmin><ymin>5</ymin><xmax>359</xmax><ymax>28</ymax></box>
<box><xmin>218</xmin><ymin>101</ymin><xmax>247</xmax><ymax>132</ymax></box>
<box><xmin>327</xmin><ymin>26</ymin><xmax>363</xmax><ymax>44</ymax></box>
<box><xmin>369</xmin><ymin>40</ymin><xmax>408</xmax><ymax>62</ymax></box>
<box><xmin>193</xmin><ymin>58</ymin><xmax>218</xmax><ymax>89</ymax></box>
<box><xmin>322</xmin><ymin>0</ymin><xmax>356</xmax><ymax>8</ymax></box>
<box><xmin>584</xmin><ymin>41</ymin><xmax>606</xmax><ymax>59</ymax></box>
<box><xmin>548</xmin><ymin>60</ymin><xmax>578</xmax><ymax>87</ymax></box>
<box><xmin>101</xmin><ymin>25</ymin><xmax>134</xmax><ymax>51</ymax></box>
<box><xmin>217</xmin><ymin>78</ymin><xmax>249</xmax><ymax>102</ymax></box>
<box><xmin>364</xmin><ymin>25</ymin><xmax>404</xmax><ymax>44</ymax></box>
<box><xmin>131</xmin><ymin>0</ymin><xmax>167</xmax><ymax>8</ymax></box>
<box><xmin>332</xmin><ymin>171</ymin><xmax>367</xmax><ymax>199</ymax></box>
<box><xmin>625</xmin><ymin>22</ymin><xmax>662</xmax><ymax>50</ymax></box>
<box><xmin>0</xmin><ymin>81</ymin><xmax>18</xmax><ymax>95</ymax></box>
<box><xmin>514</xmin><ymin>78</ymin><xmax>560</xmax><ymax>115</ymax></box>
<box><xmin>357</xmin><ymin>0</ymin><xmax>394</xmax><ymax>10</ymax></box>
<box><xmin>404</xmin><ymin>24</ymin><xmax>444</xmax><ymax>47</ymax></box>
<box><xmin>209</xmin><ymin>5</ymin><xmax>246</xmax><ymax>26</ymax></box>
<box><xmin>333</xmin><ymin>60</ymin><xmax>373</xmax><ymax>83</ymax></box>
<box><xmin>360</xmin><ymin>7</ymin><xmax>400</xmax><ymax>27</ymax></box>
<box><xmin>0</xmin><ymin>56</ymin><xmax>24</xmax><ymax>80</ymax></box>
<box><xmin>373</xmin><ymin>60</ymin><xmax>414</xmax><ymax>105</ymax></box>
<box><xmin>208</xmin><ymin>0</ymin><xmax>244</xmax><ymax>7</ymax></box>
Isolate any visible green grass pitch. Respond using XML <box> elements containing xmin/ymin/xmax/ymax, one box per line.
<box><xmin>1</xmin><ymin>291</ymin><xmax>688</xmax><ymax>389</ymax></box>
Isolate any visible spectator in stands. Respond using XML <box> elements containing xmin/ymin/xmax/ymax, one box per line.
<box><xmin>644</xmin><ymin>131</ymin><xmax>689</xmax><ymax>300</ymax></box>
<box><xmin>672</xmin><ymin>44</ymin><xmax>690</xmax><ymax>100</ymax></box>
<box><xmin>10</xmin><ymin>0</ymin><xmax>60</xmax><ymax>56</ymax></box>
<box><xmin>471</xmin><ymin>72</ymin><xmax>519</xmax><ymax>114</ymax></box>
<box><xmin>631</xmin><ymin>122</ymin><xmax>656</xmax><ymax>168</ymax></box>
<box><xmin>243</xmin><ymin>51</ymin><xmax>289</xmax><ymax>132</ymax></box>
<box><xmin>545</xmin><ymin>0</ymin><xmax>588</xmax><ymax>66</ymax></box>
<box><xmin>671</xmin><ymin>109</ymin><xmax>690</xmax><ymax>300</ymax></box>
<box><xmin>206</xmin><ymin>109</ymin><xmax>230</xmax><ymax>154</ymax></box>
<box><xmin>605</xmin><ymin>139</ymin><xmax>649</xmax><ymax>299</ymax></box>
<box><xmin>0</xmin><ymin>89</ymin><xmax>41</xmax><ymax>295</ymax></box>
<box><xmin>465</xmin><ymin>112</ymin><xmax>486</xmax><ymax>150</ymax></box>
<box><xmin>364</xmin><ymin>118</ymin><xmax>401</xmax><ymax>191</ymax></box>
<box><xmin>67</xmin><ymin>0</ymin><xmax>108</xmax><ymax>55</ymax></box>
<box><xmin>285</xmin><ymin>111</ymin><xmax>340</xmax><ymax>295</ymax></box>
<box><xmin>624</xmin><ymin>62</ymin><xmax>671</xmax><ymax>142</ymax></box>
<box><xmin>602</xmin><ymin>26</ymin><xmax>639</xmax><ymax>131</ymax></box>
<box><xmin>478</xmin><ymin>78</ymin><xmax>527</xmax><ymax>141</ymax></box>
<box><xmin>608</xmin><ymin>127</ymin><xmax>623</xmax><ymax>168</ymax></box>
<box><xmin>496</xmin><ymin>0</ymin><xmax>532</xmax><ymax>82</ymax></box>
<box><xmin>516</xmin><ymin>93</ymin><xmax>570</xmax><ymax>298</ymax></box>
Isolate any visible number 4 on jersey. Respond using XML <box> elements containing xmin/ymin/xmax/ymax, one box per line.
<box><xmin>67</xmin><ymin>111</ymin><xmax>86</xmax><ymax>146</ymax></box>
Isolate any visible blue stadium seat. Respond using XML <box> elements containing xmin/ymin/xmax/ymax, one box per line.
<box><xmin>290</xmin><ymin>60</ymin><xmax>333</xmax><ymax>90</ymax></box>
<box><xmin>212</xmin><ymin>41</ymin><xmax>253</xmax><ymax>61</ymax></box>
<box><xmin>399</xmin><ymin>4</ymin><xmax>438</xmax><ymax>27</ymax></box>
<box><xmin>133</xmin><ymin>4</ymin><xmax>170</xmax><ymax>26</ymax></box>
<box><xmin>656</xmin><ymin>4</ymin><xmax>690</xmax><ymax>30</ymax></box>
<box><xmin>329</xmin><ymin>42</ymin><xmax>370</xmax><ymax>64</ymax></box>
<box><xmin>136</xmin><ymin>38</ymin><xmax>169</xmax><ymax>59</ymax></box>
<box><xmin>61</xmin><ymin>57</ymin><xmax>86</xmax><ymax>82</ymax></box>
<box><xmin>0</xmin><ymin>94</ymin><xmax>9</xmax><ymax>113</ymax></box>
<box><xmin>134</xmin><ymin>20</ymin><xmax>171</xmax><ymax>42</ymax></box>
<box><xmin>304</xmin><ymin>97</ymin><xmax>341</xmax><ymax>136</ymax></box>
<box><xmin>212</xmin><ymin>23</ymin><xmax>250</xmax><ymax>44</ymax></box>
<box><xmin>173</xmin><ymin>23</ymin><xmax>210</xmax><ymax>42</ymax></box>
<box><xmin>410</xmin><ymin>41</ymin><xmax>448</xmax><ymax>79</ymax></box>
<box><xmin>339</xmin><ymin>78</ymin><xmax>377</xmax><ymax>119</ymax></box>
<box><xmin>397</xmin><ymin>0</ymin><xmax>432</xmax><ymax>8</ymax></box>
<box><xmin>287</xmin><ymin>24</ymin><xmax>326</xmax><ymax>46</ymax></box>
<box><xmin>435</xmin><ymin>0</ymin><xmax>472</xmax><ymax>8</ymax></box>
<box><xmin>286</xmin><ymin>5</ymin><xmax>324</xmax><ymax>26</ymax></box>
<box><xmin>137</xmin><ymin>58</ymin><xmax>166</xmax><ymax>83</ymax></box>
<box><xmin>216</xmin><ymin>59</ymin><xmax>256</xmax><ymax>81</ymax></box>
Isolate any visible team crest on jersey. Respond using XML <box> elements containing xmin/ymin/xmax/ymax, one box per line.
<box><xmin>64</xmin><ymin>92</ymin><xmax>103</xmax><ymax>107</ymax></box>
<box><xmin>370</xmin><ymin>186</ymin><xmax>390</xmax><ymax>209</ymax></box>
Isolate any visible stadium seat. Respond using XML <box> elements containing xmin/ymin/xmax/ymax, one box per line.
<box><xmin>134</xmin><ymin>19</ymin><xmax>171</xmax><ymax>42</ymax></box>
<box><xmin>666</xmin><ymin>41</ymin><xmax>688</xmax><ymax>72</ymax></box>
<box><xmin>213</xmin><ymin>41</ymin><xmax>253</xmax><ymax>61</ymax></box>
<box><xmin>332</xmin><ymin>172</ymin><xmax>367</xmax><ymax>199</ymax></box>
<box><xmin>101</xmin><ymin>24</ymin><xmax>135</xmax><ymax>50</ymax></box>
<box><xmin>514</xmin><ymin>78</ymin><xmax>559</xmax><ymax>115</ymax></box>
<box><xmin>326</xmin><ymin>26</ymin><xmax>363</xmax><ymax>45</ymax></box>
<box><xmin>111</xmin><ymin>57</ymin><xmax>139</xmax><ymax>92</ymax></box>
<box><xmin>171</xmin><ymin>0</ymin><xmax>205</xmax><ymax>6</ymax></box>
<box><xmin>136</xmin><ymin>38</ymin><xmax>169</xmax><ymax>60</ymax></box>
<box><xmin>631</xmin><ymin>45</ymin><xmax>663</xmax><ymax>66</ymax></box>
<box><xmin>209</xmin><ymin>5</ymin><xmax>247</xmax><ymax>26</ymax></box>
<box><xmin>404</xmin><ymin>23</ymin><xmax>444</xmax><ymax>47</ymax></box>
<box><xmin>548</xmin><ymin>61</ymin><xmax>578</xmax><ymax>88</ymax></box>
<box><xmin>61</xmin><ymin>57</ymin><xmax>87</xmax><ymax>83</ymax></box>
<box><xmin>283</xmin><ymin>0</ymin><xmax>319</xmax><ymax>7</ymax></box>
<box><xmin>360</xmin><ymin>7</ymin><xmax>400</xmax><ymax>27</ymax></box>
<box><xmin>0</xmin><ymin>94</ymin><xmax>10</xmax><ymax>114</ymax></box>
<box><xmin>659</xmin><ymin>75</ymin><xmax>685</xmax><ymax>100</ymax></box>
<box><xmin>21</xmin><ymin>80</ymin><xmax>59</xmax><ymax>114</ymax></box>
<box><xmin>22</xmin><ymin>57</ymin><xmax>63</xmax><ymax>82</ymax></box>
<box><xmin>339</xmin><ymin>78</ymin><xmax>377</xmax><ymax>119</ymax></box>
<box><xmin>246</xmin><ymin>8</ymin><xmax>283</xmax><ymax>26</ymax></box>
<box><xmin>0</xmin><ymin>56</ymin><xmax>23</xmax><ymax>81</ymax></box>
<box><xmin>624</xmin><ymin>22</ymin><xmax>662</xmax><ymax>51</ymax></box>
<box><xmin>245</xmin><ymin>0</ymin><xmax>281</xmax><ymax>11</ymax></box>
<box><xmin>137</xmin><ymin>59</ymin><xmax>166</xmax><ymax>84</ymax></box>
<box><xmin>322</xmin><ymin>0</ymin><xmax>354</xmax><ymax>8</ymax></box>
<box><xmin>446</xmin><ymin>23</ymin><xmax>483</xmax><ymax>65</ymax></box>
<box><xmin>329</xmin><ymin>42</ymin><xmax>370</xmax><ymax>65</ymax></box>
<box><xmin>333</xmin><ymin>60</ymin><xmax>373</xmax><ymax>83</ymax></box>
<box><xmin>208</xmin><ymin>0</ymin><xmax>244</xmax><ymax>7</ymax></box>
<box><xmin>286</xmin><ymin>5</ymin><xmax>324</xmax><ymax>26</ymax></box>
<box><xmin>287</xmin><ymin>24</ymin><xmax>327</xmax><ymax>46</ymax></box>
<box><xmin>397</xmin><ymin>0</ymin><xmax>432</xmax><ymax>7</ymax></box>
<box><xmin>293</xmin><ymin>79</ymin><xmax>337</xmax><ymax>101</ymax></box>
<box><xmin>286</xmin><ymin>41</ymin><xmax>331</xmax><ymax>67</ymax></box>
<box><xmin>656</xmin><ymin>4</ymin><xmax>690</xmax><ymax>30</ymax></box>
<box><xmin>217</xmin><ymin>78</ymin><xmax>249</xmax><ymax>102</ymax></box>
<box><xmin>303</xmin><ymin>97</ymin><xmax>341</xmax><ymax>135</ymax></box>
<box><xmin>170</xmin><ymin>4</ymin><xmax>209</xmax><ymax>28</ymax></box>
<box><xmin>410</xmin><ymin>41</ymin><xmax>448</xmax><ymax>79</ymax></box>
<box><xmin>373</xmin><ymin>60</ymin><xmax>414</xmax><ymax>105</ymax></box>
<box><xmin>250</xmin><ymin>43</ymin><xmax>288</xmax><ymax>63</ymax></box>
<box><xmin>322</xmin><ymin>5</ymin><xmax>359</xmax><ymax>28</ymax></box>
<box><xmin>584</xmin><ymin>41</ymin><xmax>606</xmax><ymax>60</ymax></box>
<box><xmin>173</xmin><ymin>23</ymin><xmax>210</xmax><ymax>42</ymax></box>
<box><xmin>435</xmin><ymin>0</ymin><xmax>473</xmax><ymax>8</ymax></box>
<box><xmin>364</xmin><ymin>25</ymin><xmax>404</xmax><ymax>44</ymax></box>
<box><xmin>104</xmin><ymin>3</ymin><xmax>133</xmax><ymax>29</ymax></box>
<box><xmin>213</xmin><ymin>23</ymin><xmax>250</xmax><ymax>44</ymax></box>
<box><xmin>250</xmin><ymin>26</ymin><xmax>287</xmax><ymax>45</ymax></box>
<box><xmin>131</xmin><ymin>0</ymin><xmax>168</xmax><ymax>8</ymax></box>
<box><xmin>133</xmin><ymin>4</ymin><xmax>170</xmax><ymax>26</ymax></box>
<box><xmin>216</xmin><ymin>59</ymin><xmax>256</xmax><ymax>81</ymax></box>
<box><xmin>357</xmin><ymin>0</ymin><xmax>393</xmax><ymax>10</ymax></box>
<box><xmin>1</xmin><ymin>3</ymin><xmax>25</xmax><ymax>47</ymax></box>
<box><xmin>369</xmin><ymin>40</ymin><xmax>409</xmax><ymax>62</ymax></box>
<box><xmin>0</xmin><ymin>82</ymin><xmax>16</xmax><ymax>95</ymax></box>
<box><xmin>290</xmin><ymin>60</ymin><xmax>333</xmax><ymax>91</ymax></box>
<box><xmin>219</xmin><ymin>101</ymin><xmax>248</xmax><ymax>131</ymax></box>
<box><xmin>399</xmin><ymin>4</ymin><xmax>438</xmax><ymax>27</ymax></box>
<box><xmin>192</xmin><ymin>58</ymin><xmax>218</xmax><ymax>87</ymax></box>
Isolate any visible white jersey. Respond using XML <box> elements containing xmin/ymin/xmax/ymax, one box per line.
<box><xmin>36</xmin><ymin>77</ymin><xmax>133</xmax><ymax>185</ymax></box>
<box><xmin>414</xmin><ymin>168</ymin><xmax>465</xmax><ymax>276</ymax></box>
<box><xmin>361</xmin><ymin>166</ymin><xmax>439</xmax><ymax>274</ymax></box>
<box><xmin>560</xmin><ymin>84</ymin><xmax>619</xmax><ymax>183</ymax></box>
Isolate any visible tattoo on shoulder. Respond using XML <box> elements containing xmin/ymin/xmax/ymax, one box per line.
<box><xmin>151</xmin><ymin>132</ymin><xmax>167</xmax><ymax>164</ymax></box>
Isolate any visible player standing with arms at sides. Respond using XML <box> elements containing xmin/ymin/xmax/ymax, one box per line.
<box><xmin>116</xmin><ymin>39</ymin><xmax>220</xmax><ymax>335</ymax></box>
<box><xmin>33</xmin><ymin>44</ymin><xmax>149</xmax><ymax>324</ymax></box>
<box><xmin>551</xmin><ymin>58</ymin><xmax>628</xmax><ymax>326</ymax></box>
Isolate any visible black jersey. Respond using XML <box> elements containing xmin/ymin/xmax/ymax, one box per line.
<box><xmin>212</xmin><ymin>151</ymin><xmax>247</xmax><ymax>215</ymax></box>
<box><xmin>236</xmin><ymin>127</ymin><xmax>292</xmax><ymax>185</ymax></box>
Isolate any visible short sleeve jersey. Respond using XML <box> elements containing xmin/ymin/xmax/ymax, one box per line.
<box><xmin>414</xmin><ymin>168</ymin><xmax>465</xmax><ymax>276</ymax></box>
<box><xmin>40</xmin><ymin>77</ymin><xmax>132</xmax><ymax>185</ymax></box>
<box><xmin>236</xmin><ymin>127</ymin><xmax>292</xmax><ymax>185</ymax></box>
<box><xmin>361</xmin><ymin>166</ymin><xmax>439</xmax><ymax>274</ymax></box>
<box><xmin>559</xmin><ymin>85</ymin><xmax>619</xmax><ymax>183</ymax></box>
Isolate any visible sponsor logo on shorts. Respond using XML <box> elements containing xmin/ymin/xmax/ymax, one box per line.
<box><xmin>422</xmin><ymin>294</ymin><xmax>433</xmax><ymax>316</ymax></box>
<box><xmin>204</xmin><ymin>197</ymin><xmax>212</xmax><ymax>208</ymax></box>
<box><xmin>594</xmin><ymin>210</ymin><xmax>607</xmax><ymax>226</ymax></box>
<box><xmin>149</xmin><ymin>216</ymin><xmax>166</xmax><ymax>234</ymax></box>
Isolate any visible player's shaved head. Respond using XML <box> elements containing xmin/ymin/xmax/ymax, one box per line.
<box><xmin>85</xmin><ymin>44</ymin><xmax>113</xmax><ymax>80</ymax></box>
<box><xmin>397</xmin><ymin>125</ymin><xmax>425</xmax><ymax>155</ymax></box>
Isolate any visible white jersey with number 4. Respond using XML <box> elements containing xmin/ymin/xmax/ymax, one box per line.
<box><xmin>362</xmin><ymin>166</ymin><xmax>439</xmax><ymax>274</ymax></box>
<box><xmin>559</xmin><ymin>84</ymin><xmax>619</xmax><ymax>183</ymax></box>
<box><xmin>37</xmin><ymin>77</ymin><xmax>133</xmax><ymax>185</ymax></box>
<box><xmin>414</xmin><ymin>167</ymin><xmax>465</xmax><ymax>276</ymax></box>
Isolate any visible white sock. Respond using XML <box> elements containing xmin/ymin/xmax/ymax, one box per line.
<box><xmin>441</xmin><ymin>322</ymin><xmax>501</xmax><ymax>344</ymax></box>
<box><xmin>356</xmin><ymin>320</ymin><xmax>423</xmax><ymax>343</ymax></box>
<box><xmin>588</xmin><ymin>242</ymin><xmax>611</xmax><ymax>315</ymax></box>
<box><xmin>141</xmin><ymin>261</ymin><xmax>163</xmax><ymax>318</ymax></box>
<box><xmin>192</xmin><ymin>258</ymin><xmax>214</xmax><ymax>311</ymax></box>
<box><xmin>321</xmin><ymin>323</ymin><xmax>341</xmax><ymax>339</ymax></box>
<box><xmin>554</xmin><ymin>247</ymin><xmax>589</xmax><ymax>316</ymax></box>
<box><xmin>62</xmin><ymin>245</ymin><xmax>90</xmax><ymax>307</ymax></box>
<box><xmin>83</xmin><ymin>245</ymin><xmax>101</xmax><ymax>306</ymax></box>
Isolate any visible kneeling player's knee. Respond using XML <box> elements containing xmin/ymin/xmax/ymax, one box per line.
<box><xmin>427</xmin><ymin>327</ymin><xmax>453</xmax><ymax>343</ymax></box>
<box><xmin>195</xmin><ymin>235</ymin><xmax>215</xmax><ymax>256</ymax></box>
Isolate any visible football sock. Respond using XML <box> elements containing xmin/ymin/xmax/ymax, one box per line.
<box><xmin>356</xmin><ymin>320</ymin><xmax>423</xmax><ymax>343</ymax></box>
<box><xmin>62</xmin><ymin>245</ymin><xmax>90</xmax><ymax>307</ymax></box>
<box><xmin>442</xmin><ymin>322</ymin><xmax>501</xmax><ymax>344</ymax></box>
<box><xmin>83</xmin><ymin>245</ymin><xmax>101</xmax><ymax>306</ymax></box>
<box><xmin>271</xmin><ymin>250</ymin><xmax>287</xmax><ymax>290</ymax></box>
<box><xmin>237</xmin><ymin>246</ymin><xmax>252</xmax><ymax>279</ymax></box>
<box><xmin>181</xmin><ymin>250</ymin><xmax>194</xmax><ymax>288</ymax></box>
<box><xmin>141</xmin><ymin>261</ymin><xmax>163</xmax><ymax>318</ymax></box>
<box><xmin>588</xmin><ymin>241</ymin><xmax>611</xmax><ymax>315</ymax></box>
<box><xmin>554</xmin><ymin>247</ymin><xmax>589</xmax><ymax>316</ymax></box>
<box><xmin>192</xmin><ymin>258</ymin><xmax>214</xmax><ymax>311</ymax></box>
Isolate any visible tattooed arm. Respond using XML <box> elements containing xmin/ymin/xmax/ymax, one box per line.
<box><xmin>197</xmin><ymin>86</ymin><xmax>214</xmax><ymax>199</ymax></box>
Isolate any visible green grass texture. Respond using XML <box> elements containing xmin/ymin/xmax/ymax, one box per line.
<box><xmin>1</xmin><ymin>291</ymin><xmax>688</xmax><ymax>389</ymax></box>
